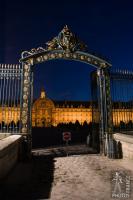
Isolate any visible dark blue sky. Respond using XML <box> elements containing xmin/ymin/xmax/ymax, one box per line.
<box><xmin>0</xmin><ymin>0</ymin><xmax>133</xmax><ymax>100</ymax></box>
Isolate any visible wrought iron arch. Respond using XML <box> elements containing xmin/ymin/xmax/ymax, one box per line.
<box><xmin>20</xmin><ymin>25</ymin><xmax>111</xmax><ymax>68</ymax></box>
<box><xmin>20</xmin><ymin>25</ymin><xmax>114</xmax><ymax>157</ymax></box>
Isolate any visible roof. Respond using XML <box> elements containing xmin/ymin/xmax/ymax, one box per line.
<box><xmin>53</xmin><ymin>100</ymin><xmax>92</xmax><ymax>108</ymax></box>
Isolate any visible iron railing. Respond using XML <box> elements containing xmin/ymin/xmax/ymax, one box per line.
<box><xmin>0</xmin><ymin>64</ymin><xmax>23</xmax><ymax>133</ymax></box>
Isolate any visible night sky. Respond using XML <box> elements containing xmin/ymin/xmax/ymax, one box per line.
<box><xmin>0</xmin><ymin>0</ymin><xmax>133</xmax><ymax>100</ymax></box>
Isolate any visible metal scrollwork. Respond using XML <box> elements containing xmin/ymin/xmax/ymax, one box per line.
<box><xmin>46</xmin><ymin>25</ymin><xmax>87</xmax><ymax>52</ymax></box>
<box><xmin>21</xmin><ymin>47</ymin><xmax>46</xmax><ymax>58</ymax></box>
<box><xmin>21</xmin><ymin>25</ymin><xmax>88</xmax><ymax>59</ymax></box>
<box><xmin>20</xmin><ymin>25</ymin><xmax>112</xmax><ymax>70</ymax></box>
<box><xmin>46</xmin><ymin>37</ymin><xmax>59</xmax><ymax>51</ymax></box>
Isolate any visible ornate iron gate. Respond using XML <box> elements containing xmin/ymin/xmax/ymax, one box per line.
<box><xmin>3</xmin><ymin>26</ymin><xmax>131</xmax><ymax>159</ymax></box>
<box><xmin>0</xmin><ymin>64</ymin><xmax>23</xmax><ymax>134</ymax></box>
<box><xmin>19</xmin><ymin>26</ymin><xmax>115</xmax><ymax>158</ymax></box>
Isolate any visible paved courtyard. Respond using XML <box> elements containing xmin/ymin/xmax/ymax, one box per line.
<box><xmin>1</xmin><ymin>147</ymin><xmax>133</xmax><ymax>200</ymax></box>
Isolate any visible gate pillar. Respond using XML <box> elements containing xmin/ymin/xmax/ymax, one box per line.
<box><xmin>104</xmin><ymin>69</ymin><xmax>116</xmax><ymax>158</ymax></box>
<box><xmin>20</xmin><ymin>63</ymin><xmax>33</xmax><ymax>159</ymax></box>
<box><xmin>97</xmin><ymin>68</ymin><xmax>115</xmax><ymax>158</ymax></box>
<box><xmin>96</xmin><ymin>68</ymin><xmax>105</xmax><ymax>154</ymax></box>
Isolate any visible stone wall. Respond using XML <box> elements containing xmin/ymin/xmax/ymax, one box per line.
<box><xmin>114</xmin><ymin>133</ymin><xmax>133</xmax><ymax>159</ymax></box>
<box><xmin>0</xmin><ymin>135</ymin><xmax>22</xmax><ymax>180</ymax></box>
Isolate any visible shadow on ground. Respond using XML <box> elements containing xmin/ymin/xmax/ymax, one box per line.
<box><xmin>0</xmin><ymin>145</ymin><xmax>96</xmax><ymax>200</ymax></box>
<box><xmin>32</xmin><ymin>144</ymin><xmax>97</xmax><ymax>158</ymax></box>
<box><xmin>0</xmin><ymin>154</ymin><xmax>55</xmax><ymax>200</ymax></box>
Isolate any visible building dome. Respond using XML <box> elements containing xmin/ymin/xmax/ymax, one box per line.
<box><xmin>33</xmin><ymin>88</ymin><xmax>55</xmax><ymax>109</ymax></box>
<box><xmin>32</xmin><ymin>88</ymin><xmax>55</xmax><ymax>127</ymax></box>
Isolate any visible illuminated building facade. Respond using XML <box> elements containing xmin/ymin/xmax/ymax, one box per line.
<box><xmin>0</xmin><ymin>88</ymin><xmax>133</xmax><ymax>128</ymax></box>
<box><xmin>32</xmin><ymin>89</ymin><xmax>92</xmax><ymax>127</ymax></box>
<box><xmin>0</xmin><ymin>107</ymin><xmax>20</xmax><ymax>124</ymax></box>
<box><xmin>32</xmin><ymin>89</ymin><xmax>133</xmax><ymax>127</ymax></box>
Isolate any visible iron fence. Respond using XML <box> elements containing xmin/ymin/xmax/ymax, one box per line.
<box><xmin>0</xmin><ymin>64</ymin><xmax>23</xmax><ymax>133</ymax></box>
<box><xmin>110</xmin><ymin>70</ymin><xmax>133</xmax><ymax>134</ymax></box>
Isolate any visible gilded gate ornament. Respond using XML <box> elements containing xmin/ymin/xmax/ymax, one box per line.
<box><xmin>21</xmin><ymin>25</ymin><xmax>87</xmax><ymax>58</ymax></box>
<box><xmin>20</xmin><ymin>25</ymin><xmax>111</xmax><ymax>70</ymax></box>
<box><xmin>46</xmin><ymin>25</ymin><xmax>87</xmax><ymax>52</ymax></box>
<box><xmin>46</xmin><ymin>37</ymin><xmax>59</xmax><ymax>50</ymax></box>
